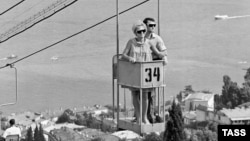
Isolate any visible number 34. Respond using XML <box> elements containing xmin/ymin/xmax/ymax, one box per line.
<box><xmin>145</xmin><ymin>67</ymin><xmax>160</xmax><ymax>82</ymax></box>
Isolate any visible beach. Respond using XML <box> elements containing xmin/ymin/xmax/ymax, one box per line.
<box><xmin>1</xmin><ymin>0</ymin><xmax>250</xmax><ymax>114</ymax></box>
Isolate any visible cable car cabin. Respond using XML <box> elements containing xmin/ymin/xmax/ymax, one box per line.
<box><xmin>112</xmin><ymin>55</ymin><xmax>166</xmax><ymax>134</ymax></box>
<box><xmin>118</xmin><ymin>59</ymin><xmax>165</xmax><ymax>88</ymax></box>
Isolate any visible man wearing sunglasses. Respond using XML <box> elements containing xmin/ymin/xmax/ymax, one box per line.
<box><xmin>143</xmin><ymin>17</ymin><xmax>167</xmax><ymax>65</ymax></box>
<box><xmin>143</xmin><ymin>17</ymin><xmax>167</xmax><ymax>124</ymax></box>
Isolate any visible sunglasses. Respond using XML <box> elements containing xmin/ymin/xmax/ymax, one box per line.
<box><xmin>136</xmin><ymin>29</ymin><xmax>146</xmax><ymax>34</ymax></box>
<box><xmin>148</xmin><ymin>24</ymin><xmax>156</xmax><ymax>27</ymax></box>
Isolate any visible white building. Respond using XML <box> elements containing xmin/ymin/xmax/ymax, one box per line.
<box><xmin>183</xmin><ymin>111</ymin><xmax>196</xmax><ymax>125</ymax></box>
<box><xmin>196</xmin><ymin>105</ymin><xmax>229</xmax><ymax>124</ymax></box>
<box><xmin>196</xmin><ymin>105</ymin><xmax>250</xmax><ymax>125</ymax></box>
<box><xmin>218</xmin><ymin>107</ymin><xmax>250</xmax><ymax>124</ymax></box>
<box><xmin>184</xmin><ymin>92</ymin><xmax>214</xmax><ymax>111</ymax></box>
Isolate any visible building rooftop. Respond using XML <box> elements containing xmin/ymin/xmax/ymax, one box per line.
<box><xmin>183</xmin><ymin>111</ymin><xmax>196</xmax><ymax>120</ymax></box>
<box><xmin>220</xmin><ymin>107</ymin><xmax>250</xmax><ymax>120</ymax></box>
<box><xmin>237</xmin><ymin>102</ymin><xmax>250</xmax><ymax>108</ymax></box>
<box><xmin>112</xmin><ymin>130</ymin><xmax>141</xmax><ymax>140</ymax></box>
<box><xmin>184</xmin><ymin>92</ymin><xmax>214</xmax><ymax>101</ymax></box>
<box><xmin>44</xmin><ymin>123</ymin><xmax>85</xmax><ymax>132</ymax></box>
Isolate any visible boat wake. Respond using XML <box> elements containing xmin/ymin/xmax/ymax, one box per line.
<box><xmin>0</xmin><ymin>54</ymin><xmax>17</xmax><ymax>61</ymax></box>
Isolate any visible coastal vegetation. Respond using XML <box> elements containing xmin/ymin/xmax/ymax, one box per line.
<box><xmin>215</xmin><ymin>68</ymin><xmax>250</xmax><ymax>110</ymax></box>
<box><xmin>163</xmin><ymin>100</ymin><xmax>185</xmax><ymax>141</ymax></box>
<box><xmin>56</xmin><ymin>108</ymin><xmax>116</xmax><ymax>133</ymax></box>
<box><xmin>23</xmin><ymin>124</ymin><xmax>45</xmax><ymax>141</ymax></box>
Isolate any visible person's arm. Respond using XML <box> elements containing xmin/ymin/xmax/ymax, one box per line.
<box><xmin>2</xmin><ymin>130</ymin><xmax>8</xmax><ymax>138</ymax></box>
<box><xmin>150</xmin><ymin>45</ymin><xmax>165</xmax><ymax>58</ymax></box>
<box><xmin>161</xmin><ymin>49</ymin><xmax>168</xmax><ymax>57</ymax></box>
<box><xmin>122</xmin><ymin>40</ymin><xmax>136</xmax><ymax>63</ymax></box>
<box><xmin>17</xmin><ymin>127</ymin><xmax>22</xmax><ymax>138</ymax></box>
<box><xmin>156</xmin><ymin>35</ymin><xmax>168</xmax><ymax>56</ymax></box>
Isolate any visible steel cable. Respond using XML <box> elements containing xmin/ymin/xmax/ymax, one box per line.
<box><xmin>0</xmin><ymin>0</ymin><xmax>150</xmax><ymax>70</ymax></box>
<box><xmin>0</xmin><ymin>0</ymin><xmax>26</xmax><ymax>16</ymax></box>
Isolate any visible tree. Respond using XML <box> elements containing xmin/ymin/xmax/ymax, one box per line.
<box><xmin>25</xmin><ymin>127</ymin><xmax>33</xmax><ymax>141</ymax></box>
<box><xmin>33</xmin><ymin>124</ymin><xmax>46</xmax><ymax>141</ymax></box>
<box><xmin>220</xmin><ymin>75</ymin><xmax>241</xmax><ymax>108</ymax></box>
<box><xmin>34</xmin><ymin>126</ymin><xmax>40</xmax><ymax>141</ymax></box>
<box><xmin>164</xmin><ymin>119</ymin><xmax>175</xmax><ymax>141</ymax></box>
<box><xmin>195</xmin><ymin>130</ymin><xmax>204</xmax><ymax>141</ymax></box>
<box><xmin>214</xmin><ymin>94</ymin><xmax>223</xmax><ymax>111</ymax></box>
<box><xmin>177</xmin><ymin>85</ymin><xmax>195</xmax><ymax>103</ymax></box>
<box><xmin>216</xmin><ymin>74</ymin><xmax>250</xmax><ymax>110</ymax></box>
<box><xmin>185</xmin><ymin>85</ymin><xmax>194</xmax><ymax>93</ymax></box>
<box><xmin>176</xmin><ymin>92</ymin><xmax>183</xmax><ymax>103</ymax></box>
<box><xmin>189</xmin><ymin>102</ymin><xmax>193</xmax><ymax>111</ymax></box>
<box><xmin>240</xmin><ymin>68</ymin><xmax>250</xmax><ymax>103</ymax></box>
<box><xmin>75</xmin><ymin>113</ymin><xmax>86</xmax><ymax>126</ymax></box>
<box><xmin>163</xmin><ymin>100</ymin><xmax>185</xmax><ymax>141</ymax></box>
<box><xmin>203</xmin><ymin>129</ymin><xmax>217</xmax><ymax>141</ymax></box>
<box><xmin>240</xmin><ymin>86</ymin><xmax>250</xmax><ymax>104</ymax></box>
<box><xmin>244</xmin><ymin>67</ymin><xmax>250</xmax><ymax>84</ymax></box>
<box><xmin>189</xmin><ymin>134</ymin><xmax>198</xmax><ymax>141</ymax></box>
<box><xmin>39</xmin><ymin>124</ymin><xmax>46</xmax><ymax>141</ymax></box>
<box><xmin>56</xmin><ymin>109</ymin><xmax>75</xmax><ymax>123</ymax></box>
<box><xmin>144</xmin><ymin>132</ymin><xmax>162</xmax><ymax>141</ymax></box>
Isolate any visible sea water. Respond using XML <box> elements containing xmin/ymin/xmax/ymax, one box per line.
<box><xmin>1</xmin><ymin>0</ymin><xmax>250</xmax><ymax>114</ymax></box>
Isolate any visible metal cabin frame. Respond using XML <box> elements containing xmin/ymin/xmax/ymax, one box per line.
<box><xmin>112</xmin><ymin>55</ymin><xmax>166</xmax><ymax>134</ymax></box>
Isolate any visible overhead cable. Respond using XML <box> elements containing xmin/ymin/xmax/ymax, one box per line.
<box><xmin>0</xmin><ymin>0</ymin><xmax>150</xmax><ymax>70</ymax></box>
<box><xmin>0</xmin><ymin>0</ymin><xmax>78</xmax><ymax>43</ymax></box>
<box><xmin>0</xmin><ymin>0</ymin><xmax>45</xmax><ymax>31</ymax></box>
<box><xmin>0</xmin><ymin>0</ymin><xmax>26</xmax><ymax>16</ymax></box>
